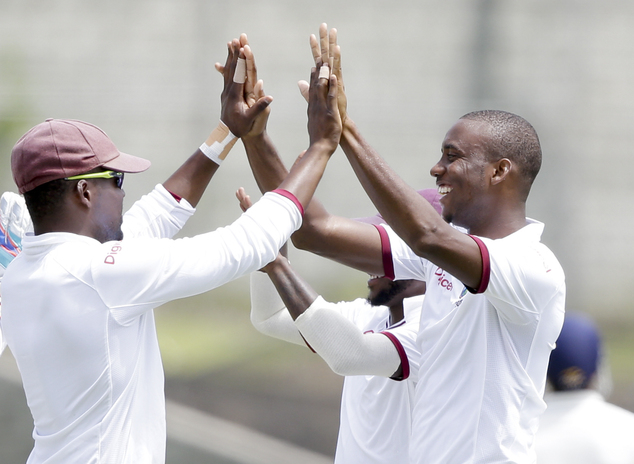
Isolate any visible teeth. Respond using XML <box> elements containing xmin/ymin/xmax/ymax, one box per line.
<box><xmin>438</xmin><ymin>186</ymin><xmax>452</xmax><ymax>195</ymax></box>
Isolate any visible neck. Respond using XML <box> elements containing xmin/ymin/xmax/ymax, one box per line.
<box><xmin>466</xmin><ymin>203</ymin><xmax>527</xmax><ymax>239</ymax></box>
<box><xmin>388</xmin><ymin>302</ymin><xmax>405</xmax><ymax>325</ymax></box>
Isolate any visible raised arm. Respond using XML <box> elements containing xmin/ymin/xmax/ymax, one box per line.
<box><xmin>309</xmin><ymin>25</ymin><xmax>483</xmax><ymax>288</ymax></box>
<box><xmin>236</xmin><ymin>35</ymin><xmax>384</xmax><ymax>275</ymax></box>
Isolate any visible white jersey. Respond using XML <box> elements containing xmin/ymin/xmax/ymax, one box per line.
<box><xmin>333</xmin><ymin>296</ymin><xmax>422</xmax><ymax>464</ymax></box>
<box><xmin>536</xmin><ymin>390</ymin><xmax>634</xmax><ymax>464</ymax></box>
<box><xmin>380</xmin><ymin>219</ymin><xmax>566</xmax><ymax>464</ymax></box>
<box><xmin>249</xmin><ymin>272</ymin><xmax>422</xmax><ymax>463</ymax></box>
<box><xmin>2</xmin><ymin>186</ymin><xmax>302</xmax><ymax>464</ymax></box>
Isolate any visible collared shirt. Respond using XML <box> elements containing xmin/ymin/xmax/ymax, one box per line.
<box><xmin>379</xmin><ymin>219</ymin><xmax>566</xmax><ymax>464</ymax></box>
<box><xmin>2</xmin><ymin>186</ymin><xmax>302</xmax><ymax>464</ymax></box>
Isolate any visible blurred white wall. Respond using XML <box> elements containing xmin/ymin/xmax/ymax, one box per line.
<box><xmin>1</xmin><ymin>0</ymin><xmax>633</xmax><ymax>320</ymax></box>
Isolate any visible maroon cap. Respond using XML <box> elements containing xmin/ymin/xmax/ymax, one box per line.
<box><xmin>354</xmin><ymin>188</ymin><xmax>443</xmax><ymax>225</ymax></box>
<box><xmin>11</xmin><ymin>119</ymin><xmax>151</xmax><ymax>194</ymax></box>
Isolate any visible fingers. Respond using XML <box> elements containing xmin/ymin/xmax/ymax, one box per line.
<box><xmin>328</xmin><ymin>74</ymin><xmax>338</xmax><ymax>106</ymax></box>
<box><xmin>239</xmin><ymin>33</ymin><xmax>249</xmax><ymax>48</ymax></box>
<box><xmin>245</xmin><ymin>94</ymin><xmax>274</xmax><ymax>121</ymax></box>
<box><xmin>254</xmin><ymin>79</ymin><xmax>266</xmax><ymax>100</ymax></box>
<box><xmin>242</xmin><ymin>45</ymin><xmax>256</xmax><ymax>105</ymax></box>
<box><xmin>327</xmin><ymin>28</ymin><xmax>343</xmax><ymax>87</ymax></box>
<box><xmin>297</xmin><ymin>80</ymin><xmax>310</xmax><ymax>103</ymax></box>
<box><xmin>236</xmin><ymin>187</ymin><xmax>253</xmax><ymax>212</ymax></box>
<box><xmin>310</xmin><ymin>34</ymin><xmax>321</xmax><ymax>67</ymax></box>
<box><xmin>319</xmin><ymin>23</ymin><xmax>329</xmax><ymax>69</ymax></box>
<box><xmin>328</xmin><ymin>27</ymin><xmax>337</xmax><ymax>69</ymax></box>
<box><xmin>215</xmin><ymin>62</ymin><xmax>225</xmax><ymax>74</ymax></box>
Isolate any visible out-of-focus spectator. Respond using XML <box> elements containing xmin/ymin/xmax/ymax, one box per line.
<box><xmin>536</xmin><ymin>312</ymin><xmax>634</xmax><ymax>464</ymax></box>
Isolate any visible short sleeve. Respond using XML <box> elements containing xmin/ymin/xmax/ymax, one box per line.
<box><xmin>380</xmin><ymin>294</ymin><xmax>422</xmax><ymax>382</ymax></box>
<box><xmin>477</xmin><ymin>236</ymin><xmax>565</xmax><ymax>325</ymax></box>
<box><xmin>381</xmin><ymin>225</ymin><xmax>429</xmax><ymax>282</ymax></box>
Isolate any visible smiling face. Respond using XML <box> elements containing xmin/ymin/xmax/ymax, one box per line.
<box><xmin>430</xmin><ymin>118</ymin><xmax>496</xmax><ymax>230</ymax></box>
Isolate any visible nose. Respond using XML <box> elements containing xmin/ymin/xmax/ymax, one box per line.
<box><xmin>430</xmin><ymin>160</ymin><xmax>444</xmax><ymax>178</ymax></box>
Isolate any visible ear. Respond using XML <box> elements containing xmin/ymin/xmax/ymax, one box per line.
<box><xmin>490</xmin><ymin>158</ymin><xmax>512</xmax><ymax>186</ymax></box>
<box><xmin>72</xmin><ymin>179</ymin><xmax>93</xmax><ymax>208</ymax></box>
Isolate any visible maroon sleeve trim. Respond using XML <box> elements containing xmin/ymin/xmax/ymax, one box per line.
<box><xmin>380</xmin><ymin>331</ymin><xmax>409</xmax><ymax>381</ymax></box>
<box><xmin>166</xmin><ymin>190</ymin><xmax>182</xmax><ymax>203</ymax></box>
<box><xmin>299</xmin><ymin>333</ymin><xmax>316</xmax><ymax>353</ymax></box>
<box><xmin>271</xmin><ymin>189</ymin><xmax>304</xmax><ymax>216</ymax></box>
<box><xmin>373</xmin><ymin>224</ymin><xmax>395</xmax><ymax>280</ymax></box>
<box><xmin>467</xmin><ymin>235</ymin><xmax>490</xmax><ymax>294</ymax></box>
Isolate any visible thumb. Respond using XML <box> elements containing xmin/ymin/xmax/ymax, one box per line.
<box><xmin>297</xmin><ymin>80</ymin><xmax>309</xmax><ymax>103</ymax></box>
<box><xmin>245</xmin><ymin>95</ymin><xmax>273</xmax><ymax>120</ymax></box>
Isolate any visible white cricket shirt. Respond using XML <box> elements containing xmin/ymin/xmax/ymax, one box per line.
<box><xmin>333</xmin><ymin>295</ymin><xmax>422</xmax><ymax>464</ymax></box>
<box><xmin>249</xmin><ymin>272</ymin><xmax>422</xmax><ymax>464</ymax></box>
<box><xmin>2</xmin><ymin>186</ymin><xmax>302</xmax><ymax>464</ymax></box>
<box><xmin>379</xmin><ymin>219</ymin><xmax>566</xmax><ymax>464</ymax></box>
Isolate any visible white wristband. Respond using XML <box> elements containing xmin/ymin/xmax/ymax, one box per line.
<box><xmin>199</xmin><ymin>121</ymin><xmax>238</xmax><ymax>165</ymax></box>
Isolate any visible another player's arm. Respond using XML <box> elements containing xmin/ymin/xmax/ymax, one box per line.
<box><xmin>239</xmin><ymin>188</ymin><xmax>402</xmax><ymax>378</ymax></box>
<box><xmin>264</xmin><ymin>258</ymin><xmax>402</xmax><ymax>378</ymax></box>
<box><xmin>309</xmin><ymin>25</ymin><xmax>482</xmax><ymax>287</ymax></box>
<box><xmin>237</xmin><ymin>36</ymin><xmax>384</xmax><ymax>275</ymax></box>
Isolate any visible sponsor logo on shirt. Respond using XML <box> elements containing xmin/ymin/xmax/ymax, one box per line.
<box><xmin>104</xmin><ymin>243</ymin><xmax>122</xmax><ymax>265</ymax></box>
<box><xmin>434</xmin><ymin>267</ymin><xmax>453</xmax><ymax>291</ymax></box>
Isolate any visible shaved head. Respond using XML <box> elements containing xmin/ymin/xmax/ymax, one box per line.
<box><xmin>460</xmin><ymin>110</ymin><xmax>542</xmax><ymax>198</ymax></box>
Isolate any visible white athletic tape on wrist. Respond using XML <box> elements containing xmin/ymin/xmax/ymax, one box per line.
<box><xmin>233</xmin><ymin>58</ymin><xmax>247</xmax><ymax>84</ymax></box>
<box><xmin>199</xmin><ymin>121</ymin><xmax>238</xmax><ymax>165</ymax></box>
<box><xmin>318</xmin><ymin>65</ymin><xmax>329</xmax><ymax>80</ymax></box>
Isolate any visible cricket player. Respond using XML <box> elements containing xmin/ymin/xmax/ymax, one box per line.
<box><xmin>1</xmin><ymin>37</ymin><xmax>341</xmax><ymax>464</ymax></box>
<box><xmin>243</xmin><ymin>188</ymin><xmax>441</xmax><ymax>464</ymax></box>
<box><xmin>243</xmin><ymin>24</ymin><xmax>566</xmax><ymax>464</ymax></box>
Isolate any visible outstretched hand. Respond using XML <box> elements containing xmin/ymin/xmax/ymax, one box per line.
<box><xmin>217</xmin><ymin>35</ymin><xmax>272</xmax><ymax>138</ymax></box>
<box><xmin>307</xmin><ymin>63</ymin><xmax>341</xmax><ymax>152</ymax></box>
<box><xmin>298</xmin><ymin>23</ymin><xmax>348</xmax><ymax>124</ymax></box>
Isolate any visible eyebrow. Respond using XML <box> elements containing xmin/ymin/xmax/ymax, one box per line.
<box><xmin>442</xmin><ymin>142</ymin><xmax>462</xmax><ymax>152</ymax></box>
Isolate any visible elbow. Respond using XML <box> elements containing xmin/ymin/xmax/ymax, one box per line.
<box><xmin>290</xmin><ymin>225</ymin><xmax>325</xmax><ymax>253</ymax></box>
<box><xmin>249</xmin><ymin>312</ymin><xmax>267</xmax><ymax>334</ymax></box>
<box><xmin>327</xmin><ymin>358</ymin><xmax>351</xmax><ymax>377</ymax></box>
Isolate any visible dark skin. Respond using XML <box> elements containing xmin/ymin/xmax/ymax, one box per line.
<box><xmin>228</xmin><ymin>36</ymin><xmax>383</xmax><ymax>274</ymax></box>
<box><xmin>35</xmin><ymin>36</ymin><xmax>342</xmax><ymax>245</ymax></box>
<box><xmin>245</xmin><ymin>24</ymin><xmax>531</xmax><ymax>290</ymax></box>
<box><xmin>238</xmin><ymin>186</ymin><xmax>424</xmax><ymax>379</ymax></box>
<box><xmin>237</xmin><ymin>186</ymin><xmax>425</xmax><ymax>324</ymax></box>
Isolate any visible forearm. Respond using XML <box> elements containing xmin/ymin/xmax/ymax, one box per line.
<box><xmin>263</xmin><ymin>257</ymin><xmax>319</xmax><ymax>321</ymax></box>
<box><xmin>340</xmin><ymin>119</ymin><xmax>445</xmax><ymax>249</ymax></box>
<box><xmin>295</xmin><ymin>297</ymin><xmax>402</xmax><ymax>377</ymax></box>
<box><xmin>242</xmin><ymin>132</ymin><xmax>288</xmax><ymax>193</ymax></box>
<box><xmin>242</xmin><ymin>131</ymin><xmax>384</xmax><ymax>275</ymax></box>
<box><xmin>162</xmin><ymin>150</ymin><xmax>219</xmax><ymax>208</ymax></box>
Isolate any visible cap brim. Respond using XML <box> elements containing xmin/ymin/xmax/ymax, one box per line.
<box><xmin>102</xmin><ymin>151</ymin><xmax>151</xmax><ymax>173</ymax></box>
